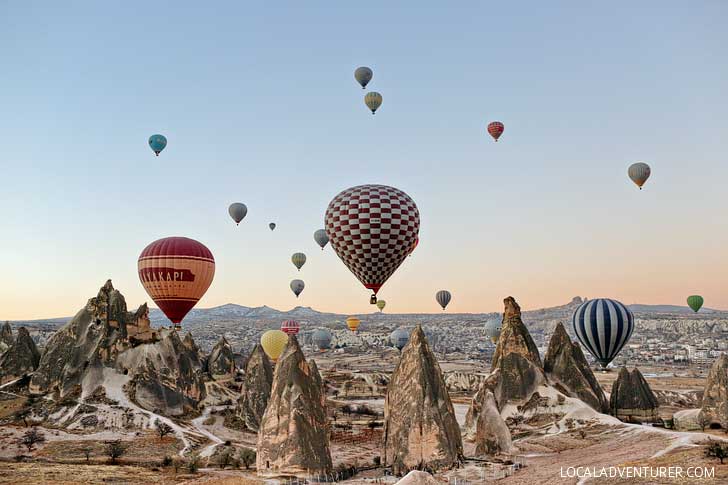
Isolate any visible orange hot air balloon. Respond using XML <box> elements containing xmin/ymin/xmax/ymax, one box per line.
<box><xmin>138</xmin><ymin>237</ymin><xmax>215</xmax><ymax>328</ymax></box>
<box><xmin>346</xmin><ymin>316</ymin><xmax>361</xmax><ymax>332</ymax></box>
<box><xmin>487</xmin><ymin>121</ymin><xmax>504</xmax><ymax>142</ymax></box>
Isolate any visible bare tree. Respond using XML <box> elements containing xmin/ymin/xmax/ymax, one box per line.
<box><xmin>698</xmin><ymin>413</ymin><xmax>711</xmax><ymax>432</ymax></box>
<box><xmin>239</xmin><ymin>448</ymin><xmax>256</xmax><ymax>469</ymax></box>
<box><xmin>155</xmin><ymin>420</ymin><xmax>174</xmax><ymax>440</ymax></box>
<box><xmin>104</xmin><ymin>440</ymin><xmax>129</xmax><ymax>464</ymax></box>
<box><xmin>18</xmin><ymin>427</ymin><xmax>45</xmax><ymax>452</ymax></box>
<box><xmin>81</xmin><ymin>446</ymin><xmax>93</xmax><ymax>463</ymax></box>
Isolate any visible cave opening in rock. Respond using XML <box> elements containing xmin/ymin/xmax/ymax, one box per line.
<box><xmin>710</xmin><ymin>422</ymin><xmax>722</xmax><ymax>430</ymax></box>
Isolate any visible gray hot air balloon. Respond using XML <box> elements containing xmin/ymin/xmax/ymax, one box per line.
<box><xmin>290</xmin><ymin>279</ymin><xmax>305</xmax><ymax>298</ymax></box>
<box><xmin>628</xmin><ymin>162</ymin><xmax>651</xmax><ymax>190</ymax></box>
<box><xmin>269</xmin><ymin>222</ymin><xmax>276</xmax><ymax>231</ymax></box>
<box><xmin>314</xmin><ymin>229</ymin><xmax>329</xmax><ymax>250</ymax></box>
<box><xmin>312</xmin><ymin>328</ymin><xmax>332</xmax><ymax>351</ymax></box>
<box><xmin>484</xmin><ymin>316</ymin><xmax>502</xmax><ymax>344</ymax></box>
<box><xmin>365</xmin><ymin>92</ymin><xmax>382</xmax><ymax>114</ymax></box>
<box><xmin>435</xmin><ymin>290</ymin><xmax>451</xmax><ymax>310</ymax></box>
<box><xmin>354</xmin><ymin>66</ymin><xmax>373</xmax><ymax>89</ymax></box>
<box><xmin>291</xmin><ymin>252</ymin><xmax>306</xmax><ymax>271</ymax></box>
<box><xmin>228</xmin><ymin>203</ymin><xmax>247</xmax><ymax>225</ymax></box>
<box><xmin>390</xmin><ymin>327</ymin><xmax>410</xmax><ymax>351</ymax></box>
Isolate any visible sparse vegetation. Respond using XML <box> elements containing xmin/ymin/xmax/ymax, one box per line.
<box><xmin>705</xmin><ymin>440</ymin><xmax>728</xmax><ymax>464</ymax></box>
<box><xmin>161</xmin><ymin>455</ymin><xmax>173</xmax><ymax>467</ymax></box>
<box><xmin>155</xmin><ymin>420</ymin><xmax>174</xmax><ymax>440</ymax></box>
<box><xmin>15</xmin><ymin>408</ymin><xmax>31</xmax><ymax>427</ymax></box>
<box><xmin>18</xmin><ymin>427</ymin><xmax>46</xmax><ymax>452</ymax></box>
<box><xmin>698</xmin><ymin>413</ymin><xmax>711</xmax><ymax>432</ymax></box>
<box><xmin>218</xmin><ymin>448</ymin><xmax>233</xmax><ymax>469</ymax></box>
<box><xmin>186</xmin><ymin>453</ymin><xmax>201</xmax><ymax>473</ymax></box>
<box><xmin>81</xmin><ymin>446</ymin><xmax>93</xmax><ymax>463</ymax></box>
<box><xmin>239</xmin><ymin>447</ymin><xmax>256</xmax><ymax>469</ymax></box>
<box><xmin>103</xmin><ymin>440</ymin><xmax>129</xmax><ymax>464</ymax></box>
<box><xmin>203</xmin><ymin>416</ymin><xmax>216</xmax><ymax>426</ymax></box>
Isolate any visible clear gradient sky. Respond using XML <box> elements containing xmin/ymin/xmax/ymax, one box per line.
<box><xmin>1</xmin><ymin>1</ymin><xmax>727</xmax><ymax>319</ymax></box>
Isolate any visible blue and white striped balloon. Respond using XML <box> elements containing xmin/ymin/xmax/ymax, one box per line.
<box><xmin>571</xmin><ymin>298</ymin><xmax>634</xmax><ymax>368</ymax></box>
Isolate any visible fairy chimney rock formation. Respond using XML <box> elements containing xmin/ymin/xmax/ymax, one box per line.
<box><xmin>383</xmin><ymin>326</ymin><xmax>463</xmax><ymax>475</ymax></box>
<box><xmin>0</xmin><ymin>327</ymin><xmax>40</xmax><ymax>384</ymax></box>
<box><xmin>609</xmin><ymin>367</ymin><xmax>659</xmax><ymax>423</ymax></box>
<box><xmin>256</xmin><ymin>336</ymin><xmax>332</xmax><ymax>477</ymax></box>
<box><xmin>700</xmin><ymin>354</ymin><xmax>728</xmax><ymax>427</ymax></box>
<box><xmin>207</xmin><ymin>336</ymin><xmax>236</xmax><ymax>378</ymax></box>
<box><xmin>474</xmin><ymin>389</ymin><xmax>512</xmax><ymax>456</ymax></box>
<box><xmin>0</xmin><ymin>321</ymin><xmax>13</xmax><ymax>347</ymax></box>
<box><xmin>237</xmin><ymin>344</ymin><xmax>273</xmax><ymax>431</ymax></box>
<box><xmin>544</xmin><ymin>322</ymin><xmax>608</xmax><ymax>412</ymax></box>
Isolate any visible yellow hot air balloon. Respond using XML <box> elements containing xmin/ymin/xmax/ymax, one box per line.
<box><xmin>346</xmin><ymin>316</ymin><xmax>361</xmax><ymax>332</ymax></box>
<box><xmin>261</xmin><ymin>330</ymin><xmax>289</xmax><ymax>362</ymax></box>
<box><xmin>376</xmin><ymin>300</ymin><xmax>386</xmax><ymax>312</ymax></box>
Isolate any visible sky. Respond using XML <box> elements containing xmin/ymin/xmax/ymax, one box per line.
<box><xmin>1</xmin><ymin>1</ymin><xmax>727</xmax><ymax>320</ymax></box>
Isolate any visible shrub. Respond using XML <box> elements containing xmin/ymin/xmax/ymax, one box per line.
<box><xmin>161</xmin><ymin>455</ymin><xmax>173</xmax><ymax>467</ymax></box>
<box><xmin>81</xmin><ymin>446</ymin><xmax>93</xmax><ymax>463</ymax></box>
<box><xmin>239</xmin><ymin>448</ymin><xmax>256</xmax><ymax>469</ymax></box>
<box><xmin>705</xmin><ymin>440</ymin><xmax>728</xmax><ymax>464</ymax></box>
<box><xmin>18</xmin><ymin>427</ymin><xmax>46</xmax><ymax>452</ymax></box>
<box><xmin>218</xmin><ymin>449</ymin><xmax>233</xmax><ymax>469</ymax></box>
<box><xmin>103</xmin><ymin>440</ymin><xmax>129</xmax><ymax>464</ymax></box>
<box><xmin>186</xmin><ymin>454</ymin><xmax>201</xmax><ymax>473</ymax></box>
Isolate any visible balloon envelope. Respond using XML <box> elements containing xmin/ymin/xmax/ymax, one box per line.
<box><xmin>290</xmin><ymin>279</ymin><xmax>305</xmax><ymax>298</ymax></box>
<box><xmin>365</xmin><ymin>92</ymin><xmax>382</xmax><ymax>114</ymax></box>
<box><xmin>148</xmin><ymin>134</ymin><xmax>167</xmax><ymax>155</ymax></box>
<box><xmin>325</xmin><ymin>185</ymin><xmax>420</xmax><ymax>298</ymax></box>
<box><xmin>291</xmin><ymin>252</ymin><xmax>306</xmax><ymax>271</ymax></box>
<box><xmin>269</xmin><ymin>222</ymin><xmax>276</xmax><ymax>231</ymax></box>
<box><xmin>484</xmin><ymin>316</ymin><xmax>502</xmax><ymax>344</ymax></box>
<box><xmin>281</xmin><ymin>319</ymin><xmax>300</xmax><ymax>335</ymax></box>
<box><xmin>312</xmin><ymin>328</ymin><xmax>332</xmax><ymax>351</ymax></box>
<box><xmin>354</xmin><ymin>66</ymin><xmax>373</xmax><ymax>89</ymax></box>
<box><xmin>138</xmin><ymin>237</ymin><xmax>215</xmax><ymax>325</ymax></box>
<box><xmin>390</xmin><ymin>328</ymin><xmax>409</xmax><ymax>350</ymax></box>
<box><xmin>628</xmin><ymin>162</ymin><xmax>651</xmax><ymax>189</ymax></box>
<box><xmin>228</xmin><ymin>203</ymin><xmax>248</xmax><ymax>225</ymax></box>
<box><xmin>314</xmin><ymin>229</ymin><xmax>329</xmax><ymax>250</ymax></box>
<box><xmin>346</xmin><ymin>316</ymin><xmax>361</xmax><ymax>332</ymax></box>
<box><xmin>376</xmin><ymin>300</ymin><xmax>386</xmax><ymax>312</ymax></box>
<box><xmin>261</xmin><ymin>330</ymin><xmax>289</xmax><ymax>361</ymax></box>
<box><xmin>487</xmin><ymin>122</ymin><xmax>504</xmax><ymax>142</ymax></box>
<box><xmin>572</xmin><ymin>298</ymin><xmax>634</xmax><ymax>368</ymax></box>
<box><xmin>436</xmin><ymin>290</ymin><xmax>452</xmax><ymax>310</ymax></box>
<box><xmin>687</xmin><ymin>295</ymin><xmax>704</xmax><ymax>313</ymax></box>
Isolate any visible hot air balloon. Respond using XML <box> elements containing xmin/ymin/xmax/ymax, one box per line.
<box><xmin>148</xmin><ymin>134</ymin><xmax>167</xmax><ymax>156</ymax></box>
<box><xmin>325</xmin><ymin>184</ymin><xmax>420</xmax><ymax>304</ymax></box>
<box><xmin>354</xmin><ymin>66</ymin><xmax>373</xmax><ymax>89</ymax></box>
<box><xmin>572</xmin><ymin>298</ymin><xmax>634</xmax><ymax>369</ymax></box>
<box><xmin>290</xmin><ymin>279</ymin><xmax>305</xmax><ymax>298</ymax></box>
<box><xmin>138</xmin><ymin>237</ymin><xmax>215</xmax><ymax>329</ymax></box>
<box><xmin>487</xmin><ymin>122</ymin><xmax>504</xmax><ymax>142</ymax></box>
<box><xmin>628</xmin><ymin>162</ymin><xmax>651</xmax><ymax>190</ymax></box>
<box><xmin>436</xmin><ymin>290</ymin><xmax>451</xmax><ymax>310</ymax></box>
<box><xmin>390</xmin><ymin>328</ymin><xmax>409</xmax><ymax>351</ymax></box>
<box><xmin>484</xmin><ymin>316</ymin><xmax>502</xmax><ymax>344</ymax></box>
<box><xmin>365</xmin><ymin>92</ymin><xmax>382</xmax><ymax>114</ymax></box>
<box><xmin>261</xmin><ymin>330</ymin><xmax>289</xmax><ymax>362</ymax></box>
<box><xmin>314</xmin><ymin>229</ymin><xmax>329</xmax><ymax>250</ymax></box>
<box><xmin>346</xmin><ymin>316</ymin><xmax>361</xmax><ymax>332</ymax></box>
<box><xmin>409</xmin><ymin>237</ymin><xmax>419</xmax><ymax>257</ymax></box>
<box><xmin>269</xmin><ymin>222</ymin><xmax>276</xmax><ymax>231</ymax></box>
<box><xmin>312</xmin><ymin>328</ymin><xmax>332</xmax><ymax>351</ymax></box>
<box><xmin>228</xmin><ymin>203</ymin><xmax>247</xmax><ymax>225</ymax></box>
<box><xmin>687</xmin><ymin>295</ymin><xmax>704</xmax><ymax>313</ymax></box>
<box><xmin>281</xmin><ymin>319</ymin><xmax>300</xmax><ymax>335</ymax></box>
<box><xmin>376</xmin><ymin>300</ymin><xmax>386</xmax><ymax>312</ymax></box>
<box><xmin>291</xmin><ymin>253</ymin><xmax>306</xmax><ymax>271</ymax></box>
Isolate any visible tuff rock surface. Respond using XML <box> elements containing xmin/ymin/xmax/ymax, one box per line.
<box><xmin>236</xmin><ymin>344</ymin><xmax>273</xmax><ymax>431</ymax></box>
<box><xmin>0</xmin><ymin>321</ymin><xmax>12</xmax><ymax>347</ymax></box>
<box><xmin>383</xmin><ymin>326</ymin><xmax>463</xmax><ymax>475</ymax></box>
<box><xmin>474</xmin><ymin>389</ymin><xmax>512</xmax><ymax>456</ymax></box>
<box><xmin>207</xmin><ymin>336</ymin><xmax>236</xmax><ymax>378</ymax></box>
<box><xmin>256</xmin><ymin>336</ymin><xmax>332</xmax><ymax>477</ymax></box>
<box><xmin>700</xmin><ymin>354</ymin><xmax>728</xmax><ymax>427</ymax></box>
<box><xmin>609</xmin><ymin>367</ymin><xmax>659</xmax><ymax>423</ymax></box>
<box><xmin>543</xmin><ymin>322</ymin><xmax>608</xmax><ymax>412</ymax></box>
<box><xmin>0</xmin><ymin>327</ymin><xmax>40</xmax><ymax>384</ymax></box>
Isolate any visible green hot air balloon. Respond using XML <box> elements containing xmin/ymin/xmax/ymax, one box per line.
<box><xmin>291</xmin><ymin>252</ymin><xmax>306</xmax><ymax>271</ymax></box>
<box><xmin>687</xmin><ymin>295</ymin><xmax>704</xmax><ymax>313</ymax></box>
<box><xmin>365</xmin><ymin>92</ymin><xmax>382</xmax><ymax>114</ymax></box>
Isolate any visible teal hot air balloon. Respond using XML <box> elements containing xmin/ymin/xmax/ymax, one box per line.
<box><xmin>148</xmin><ymin>134</ymin><xmax>167</xmax><ymax>156</ymax></box>
<box><xmin>365</xmin><ymin>92</ymin><xmax>382</xmax><ymax>114</ymax></box>
<box><xmin>312</xmin><ymin>328</ymin><xmax>332</xmax><ymax>351</ymax></box>
<box><xmin>390</xmin><ymin>328</ymin><xmax>409</xmax><ymax>351</ymax></box>
<box><xmin>687</xmin><ymin>295</ymin><xmax>704</xmax><ymax>313</ymax></box>
<box><xmin>314</xmin><ymin>229</ymin><xmax>329</xmax><ymax>250</ymax></box>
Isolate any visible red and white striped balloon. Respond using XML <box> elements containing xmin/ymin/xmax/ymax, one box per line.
<box><xmin>487</xmin><ymin>121</ymin><xmax>504</xmax><ymax>142</ymax></box>
<box><xmin>281</xmin><ymin>320</ymin><xmax>300</xmax><ymax>336</ymax></box>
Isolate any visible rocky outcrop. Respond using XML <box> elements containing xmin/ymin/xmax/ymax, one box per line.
<box><xmin>207</xmin><ymin>336</ymin><xmax>236</xmax><ymax>378</ymax></box>
<box><xmin>383</xmin><ymin>326</ymin><xmax>463</xmax><ymax>475</ymax></box>
<box><xmin>444</xmin><ymin>371</ymin><xmax>489</xmax><ymax>393</ymax></box>
<box><xmin>183</xmin><ymin>332</ymin><xmax>199</xmax><ymax>354</ymax></box>
<box><xmin>544</xmin><ymin>322</ymin><xmax>608</xmax><ymax>412</ymax></box>
<box><xmin>29</xmin><ymin>280</ymin><xmax>205</xmax><ymax>416</ymax></box>
<box><xmin>474</xmin><ymin>389</ymin><xmax>512</xmax><ymax>456</ymax></box>
<box><xmin>0</xmin><ymin>327</ymin><xmax>40</xmax><ymax>384</ymax></box>
<box><xmin>700</xmin><ymin>354</ymin><xmax>728</xmax><ymax>427</ymax></box>
<box><xmin>394</xmin><ymin>470</ymin><xmax>440</xmax><ymax>485</ymax></box>
<box><xmin>492</xmin><ymin>297</ymin><xmax>542</xmax><ymax>370</ymax></box>
<box><xmin>257</xmin><ymin>336</ymin><xmax>332</xmax><ymax>477</ymax></box>
<box><xmin>237</xmin><ymin>344</ymin><xmax>273</xmax><ymax>431</ymax></box>
<box><xmin>610</xmin><ymin>367</ymin><xmax>659</xmax><ymax>423</ymax></box>
<box><xmin>0</xmin><ymin>321</ymin><xmax>12</xmax><ymax>347</ymax></box>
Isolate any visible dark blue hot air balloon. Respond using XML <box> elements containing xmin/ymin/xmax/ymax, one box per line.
<box><xmin>148</xmin><ymin>134</ymin><xmax>167</xmax><ymax>156</ymax></box>
<box><xmin>572</xmin><ymin>298</ymin><xmax>634</xmax><ymax>369</ymax></box>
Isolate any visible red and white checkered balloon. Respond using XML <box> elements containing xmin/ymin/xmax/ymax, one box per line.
<box><xmin>325</xmin><ymin>184</ymin><xmax>420</xmax><ymax>295</ymax></box>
